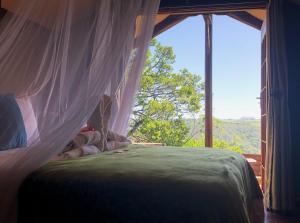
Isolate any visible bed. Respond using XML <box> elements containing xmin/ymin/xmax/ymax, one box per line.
<box><xmin>18</xmin><ymin>144</ymin><xmax>264</xmax><ymax>223</ymax></box>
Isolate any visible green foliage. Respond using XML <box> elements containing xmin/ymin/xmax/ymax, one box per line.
<box><xmin>213</xmin><ymin>139</ymin><xmax>243</xmax><ymax>154</ymax></box>
<box><xmin>183</xmin><ymin>138</ymin><xmax>205</xmax><ymax>147</ymax></box>
<box><xmin>129</xmin><ymin>39</ymin><xmax>204</xmax><ymax>146</ymax></box>
<box><xmin>133</xmin><ymin>118</ymin><xmax>189</xmax><ymax>146</ymax></box>
<box><xmin>185</xmin><ymin>117</ymin><xmax>260</xmax><ymax>154</ymax></box>
<box><xmin>183</xmin><ymin>138</ymin><xmax>243</xmax><ymax>154</ymax></box>
<box><xmin>129</xmin><ymin>39</ymin><xmax>260</xmax><ymax>154</ymax></box>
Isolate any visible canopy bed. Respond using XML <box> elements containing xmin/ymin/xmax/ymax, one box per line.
<box><xmin>0</xmin><ymin>0</ymin><xmax>297</xmax><ymax>222</ymax></box>
<box><xmin>19</xmin><ymin>145</ymin><xmax>263</xmax><ymax>223</ymax></box>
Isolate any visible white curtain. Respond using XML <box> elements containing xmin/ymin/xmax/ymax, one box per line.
<box><xmin>109</xmin><ymin>15</ymin><xmax>157</xmax><ymax>135</ymax></box>
<box><xmin>0</xmin><ymin>0</ymin><xmax>159</xmax><ymax>222</ymax></box>
<box><xmin>265</xmin><ymin>0</ymin><xmax>295</xmax><ymax>211</ymax></box>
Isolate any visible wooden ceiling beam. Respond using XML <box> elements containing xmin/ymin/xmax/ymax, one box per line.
<box><xmin>227</xmin><ymin>11</ymin><xmax>263</xmax><ymax>29</ymax></box>
<box><xmin>159</xmin><ymin>0</ymin><xmax>267</xmax><ymax>14</ymax></box>
<box><xmin>153</xmin><ymin>14</ymin><xmax>190</xmax><ymax>37</ymax></box>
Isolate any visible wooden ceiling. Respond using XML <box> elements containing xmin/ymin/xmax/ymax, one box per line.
<box><xmin>154</xmin><ymin>0</ymin><xmax>267</xmax><ymax>36</ymax></box>
<box><xmin>154</xmin><ymin>8</ymin><xmax>266</xmax><ymax>38</ymax></box>
<box><xmin>247</xmin><ymin>9</ymin><xmax>266</xmax><ymax>20</ymax></box>
<box><xmin>0</xmin><ymin>0</ymin><xmax>266</xmax><ymax>36</ymax></box>
<box><xmin>155</xmin><ymin>0</ymin><xmax>267</xmax><ymax>34</ymax></box>
<box><xmin>159</xmin><ymin>0</ymin><xmax>267</xmax><ymax>14</ymax></box>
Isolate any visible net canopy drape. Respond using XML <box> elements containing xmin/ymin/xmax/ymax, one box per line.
<box><xmin>0</xmin><ymin>0</ymin><xmax>159</xmax><ymax>222</ymax></box>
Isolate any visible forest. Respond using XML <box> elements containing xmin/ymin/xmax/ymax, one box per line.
<box><xmin>129</xmin><ymin>39</ymin><xmax>260</xmax><ymax>154</ymax></box>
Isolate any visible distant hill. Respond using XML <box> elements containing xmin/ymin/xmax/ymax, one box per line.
<box><xmin>186</xmin><ymin>117</ymin><xmax>261</xmax><ymax>154</ymax></box>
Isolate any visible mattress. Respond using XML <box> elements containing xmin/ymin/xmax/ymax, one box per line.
<box><xmin>18</xmin><ymin>145</ymin><xmax>264</xmax><ymax>223</ymax></box>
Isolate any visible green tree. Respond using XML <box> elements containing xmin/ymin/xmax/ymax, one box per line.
<box><xmin>183</xmin><ymin>138</ymin><xmax>243</xmax><ymax>154</ymax></box>
<box><xmin>129</xmin><ymin>39</ymin><xmax>204</xmax><ymax>146</ymax></box>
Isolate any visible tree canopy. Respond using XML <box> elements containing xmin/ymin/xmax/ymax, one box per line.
<box><xmin>128</xmin><ymin>39</ymin><xmax>204</xmax><ymax>146</ymax></box>
<box><xmin>128</xmin><ymin>39</ymin><xmax>247</xmax><ymax>154</ymax></box>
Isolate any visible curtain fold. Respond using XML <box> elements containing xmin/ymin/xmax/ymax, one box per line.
<box><xmin>109</xmin><ymin>14</ymin><xmax>158</xmax><ymax>135</ymax></box>
<box><xmin>265</xmin><ymin>0</ymin><xmax>295</xmax><ymax>211</ymax></box>
<box><xmin>0</xmin><ymin>1</ymin><xmax>159</xmax><ymax>222</ymax></box>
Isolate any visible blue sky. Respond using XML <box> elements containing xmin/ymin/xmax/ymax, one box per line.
<box><xmin>156</xmin><ymin>15</ymin><xmax>261</xmax><ymax>119</ymax></box>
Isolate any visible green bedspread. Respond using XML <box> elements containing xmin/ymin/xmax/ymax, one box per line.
<box><xmin>18</xmin><ymin>145</ymin><xmax>264</xmax><ymax>223</ymax></box>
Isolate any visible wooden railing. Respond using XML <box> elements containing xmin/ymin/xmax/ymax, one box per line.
<box><xmin>243</xmin><ymin>153</ymin><xmax>262</xmax><ymax>186</ymax></box>
<box><xmin>244</xmin><ymin>153</ymin><xmax>262</xmax><ymax>176</ymax></box>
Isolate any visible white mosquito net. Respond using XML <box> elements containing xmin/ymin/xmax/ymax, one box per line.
<box><xmin>0</xmin><ymin>0</ymin><xmax>159</xmax><ymax>222</ymax></box>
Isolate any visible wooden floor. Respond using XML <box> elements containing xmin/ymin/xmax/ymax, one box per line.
<box><xmin>265</xmin><ymin>211</ymin><xmax>300</xmax><ymax>223</ymax></box>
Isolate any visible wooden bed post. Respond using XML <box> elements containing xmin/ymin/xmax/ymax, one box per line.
<box><xmin>203</xmin><ymin>14</ymin><xmax>213</xmax><ymax>148</ymax></box>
